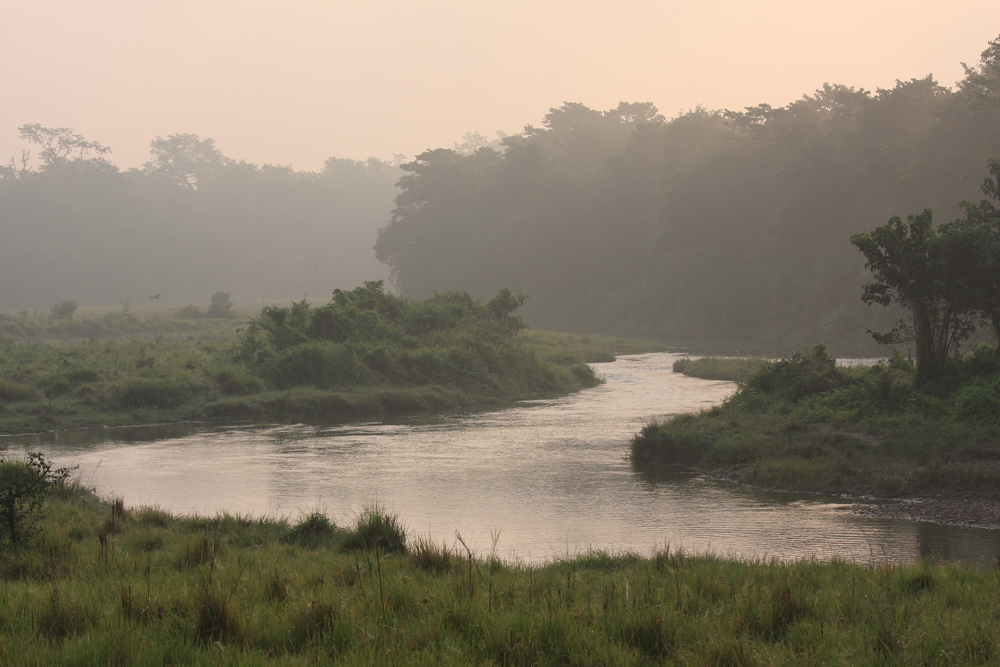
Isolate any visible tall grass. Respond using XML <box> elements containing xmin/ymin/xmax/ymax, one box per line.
<box><xmin>634</xmin><ymin>344</ymin><xmax>1000</xmax><ymax>500</ymax></box>
<box><xmin>0</xmin><ymin>285</ymin><xmax>623</xmax><ymax>434</ymax></box>
<box><xmin>3</xmin><ymin>489</ymin><xmax>1000</xmax><ymax>664</ymax></box>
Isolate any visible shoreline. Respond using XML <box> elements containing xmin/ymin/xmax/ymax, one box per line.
<box><xmin>702</xmin><ymin>466</ymin><xmax>1000</xmax><ymax>531</ymax></box>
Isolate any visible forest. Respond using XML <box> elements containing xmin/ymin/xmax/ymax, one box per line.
<box><xmin>0</xmin><ymin>131</ymin><xmax>398</xmax><ymax>310</ymax></box>
<box><xmin>375</xmin><ymin>36</ymin><xmax>1000</xmax><ymax>351</ymax></box>
<box><xmin>3</xmin><ymin>36</ymin><xmax>999</xmax><ymax>353</ymax></box>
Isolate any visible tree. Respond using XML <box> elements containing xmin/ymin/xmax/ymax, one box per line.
<box><xmin>851</xmin><ymin>159</ymin><xmax>1000</xmax><ymax>384</ymax></box>
<box><xmin>851</xmin><ymin>211</ymin><xmax>977</xmax><ymax>384</ymax></box>
<box><xmin>143</xmin><ymin>133</ymin><xmax>229</xmax><ymax>189</ymax></box>
<box><xmin>940</xmin><ymin>158</ymin><xmax>1000</xmax><ymax>345</ymax></box>
<box><xmin>0</xmin><ymin>452</ymin><xmax>75</xmax><ymax>547</ymax></box>
<box><xmin>17</xmin><ymin>124</ymin><xmax>112</xmax><ymax>170</ymax></box>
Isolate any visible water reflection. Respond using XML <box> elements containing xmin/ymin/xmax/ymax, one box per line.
<box><xmin>3</xmin><ymin>352</ymin><xmax>1000</xmax><ymax>567</ymax></box>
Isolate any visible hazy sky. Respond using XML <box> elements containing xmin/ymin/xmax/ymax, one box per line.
<box><xmin>2</xmin><ymin>1</ymin><xmax>998</xmax><ymax>172</ymax></box>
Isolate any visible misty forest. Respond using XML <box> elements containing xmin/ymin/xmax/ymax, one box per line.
<box><xmin>3</xmin><ymin>32</ymin><xmax>1000</xmax><ymax>667</ymax></box>
<box><xmin>0</xmin><ymin>39</ymin><xmax>996</xmax><ymax>352</ymax></box>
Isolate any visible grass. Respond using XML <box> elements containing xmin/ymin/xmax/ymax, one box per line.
<box><xmin>519</xmin><ymin>330</ymin><xmax>667</xmax><ymax>363</ymax></box>
<box><xmin>3</xmin><ymin>485</ymin><xmax>1000</xmax><ymax>664</ymax></box>
<box><xmin>672</xmin><ymin>356</ymin><xmax>770</xmax><ymax>382</ymax></box>
<box><xmin>0</xmin><ymin>287</ymin><xmax>651</xmax><ymax>434</ymax></box>
<box><xmin>633</xmin><ymin>344</ymin><xmax>1000</xmax><ymax>500</ymax></box>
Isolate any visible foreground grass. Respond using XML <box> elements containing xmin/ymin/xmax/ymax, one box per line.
<box><xmin>3</xmin><ymin>486</ymin><xmax>1000</xmax><ymax>666</ymax></box>
<box><xmin>634</xmin><ymin>344</ymin><xmax>1000</xmax><ymax>500</ymax></box>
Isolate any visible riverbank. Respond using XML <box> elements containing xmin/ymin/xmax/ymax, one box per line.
<box><xmin>636</xmin><ymin>345</ymin><xmax>1000</xmax><ymax>514</ymax></box>
<box><xmin>3</xmin><ymin>481</ymin><xmax>1000</xmax><ymax>665</ymax></box>
<box><xmin>0</xmin><ymin>285</ymin><xmax>666</xmax><ymax>435</ymax></box>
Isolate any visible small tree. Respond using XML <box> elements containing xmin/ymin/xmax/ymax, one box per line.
<box><xmin>49</xmin><ymin>299</ymin><xmax>78</xmax><ymax>320</ymax></box>
<box><xmin>851</xmin><ymin>160</ymin><xmax>1000</xmax><ymax>384</ymax></box>
<box><xmin>0</xmin><ymin>452</ymin><xmax>76</xmax><ymax>547</ymax></box>
<box><xmin>208</xmin><ymin>292</ymin><xmax>233</xmax><ymax>318</ymax></box>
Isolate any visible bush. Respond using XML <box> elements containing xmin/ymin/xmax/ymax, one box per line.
<box><xmin>738</xmin><ymin>344</ymin><xmax>844</xmax><ymax>404</ymax></box>
<box><xmin>208</xmin><ymin>292</ymin><xmax>233</xmax><ymax>318</ymax></box>
<box><xmin>113</xmin><ymin>371</ymin><xmax>194</xmax><ymax>409</ymax></box>
<box><xmin>342</xmin><ymin>504</ymin><xmax>407</xmax><ymax>554</ymax></box>
<box><xmin>177</xmin><ymin>305</ymin><xmax>203</xmax><ymax>318</ymax></box>
<box><xmin>49</xmin><ymin>300</ymin><xmax>78</xmax><ymax>320</ymax></box>
<box><xmin>0</xmin><ymin>452</ymin><xmax>76</xmax><ymax>547</ymax></box>
<box><xmin>262</xmin><ymin>342</ymin><xmax>372</xmax><ymax>389</ymax></box>
<box><xmin>285</xmin><ymin>511</ymin><xmax>337</xmax><ymax>547</ymax></box>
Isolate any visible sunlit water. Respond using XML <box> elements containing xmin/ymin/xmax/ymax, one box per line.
<box><xmin>5</xmin><ymin>353</ymin><xmax>1000</xmax><ymax>567</ymax></box>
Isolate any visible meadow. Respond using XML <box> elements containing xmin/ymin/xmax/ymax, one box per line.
<box><xmin>0</xmin><ymin>285</ymin><xmax>630</xmax><ymax>435</ymax></box>
<box><xmin>0</xmin><ymin>477</ymin><xmax>998</xmax><ymax>666</ymax></box>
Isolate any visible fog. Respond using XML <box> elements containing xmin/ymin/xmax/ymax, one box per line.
<box><xmin>2</xmin><ymin>1</ymin><xmax>999</xmax><ymax>333</ymax></box>
<box><xmin>1</xmin><ymin>1</ymin><xmax>997</xmax><ymax>171</ymax></box>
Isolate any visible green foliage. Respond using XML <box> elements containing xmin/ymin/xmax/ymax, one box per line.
<box><xmin>851</xmin><ymin>159</ymin><xmax>1000</xmax><ymax>385</ymax></box>
<box><xmin>342</xmin><ymin>504</ymin><xmax>408</xmax><ymax>554</ymax></box>
<box><xmin>207</xmin><ymin>292</ymin><xmax>233</xmax><ymax>318</ymax></box>
<box><xmin>284</xmin><ymin>511</ymin><xmax>337</xmax><ymax>548</ymax></box>
<box><xmin>0</xmin><ymin>452</ymin><xmax>76</xmax><ymax>547</ymax></box>
<box><xmin>0</xmin><ymin>296</ymin><xmax>605</xmax><ymax>433</ymax></box>
<box><xmin>673</xmin><ymin>356</ymin><xmax>769</xmax><ymax>382</ymax></box>
<box><xmin>375</xmin><ymin>41</ymin><xmax>1000</xmax><ymax>347</ymax></box>
<box><xmin>49</xmin><ymin>300</ymin><xmax>78</xmax><ymax>320</ymax></box>
<box><xmin>7</xmin><ymin>489</ymin><xmax>1000</xmax><ymax>664</ymax></box>
<box><xmin>737</xmin><ymin>344</ymin><xmax>844</xmax><ymax>404</ymax></box>
<box><xmin>633</xmin><ymin>344</ymin><xmax>1000</xmax><ymax>498</ymax></box>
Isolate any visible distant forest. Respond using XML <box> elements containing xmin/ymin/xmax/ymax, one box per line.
<box><xmin>376</xmin><ymin>36</ymin><xmax>1000</xmax><ymax>350</ymax></box>
<box><xmin>3</xmin><ymin>36</ymin><xmax>999</xmax><ymax>350</ymax></box>
<box><xmin>0</xmin><ymin>132</ymin><xmax>398</xmax><ymax>311</ymax></box>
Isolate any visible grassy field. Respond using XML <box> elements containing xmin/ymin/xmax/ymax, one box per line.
<box><xmin>0</xmin><ymin>291</ymin><xmax>669</xmax><ymax>435</ymax></box>
<box><xmin>0</xmin><ymin>480</ymin><xmax>998</xmax><ymax>666</ymax></box>
<box><xmin>671</xmin><ymin>357</ymin><xmax>769</xmax><ymax>382</ymax></box>
<box><xmin>633</xmin><ymin>344</ymin><xmax>1000</xmax><ymax>501</ymax></box>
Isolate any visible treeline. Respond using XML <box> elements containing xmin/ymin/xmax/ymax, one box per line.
<box><xmin>0</xmin><ymin>130</ymin><xmax>399</xmax><ymax>311</ymax></box>
<box><xmin>376</xmin><ymin>36</ymin><xmax>1000</xmax><ymax>350</ymax></box>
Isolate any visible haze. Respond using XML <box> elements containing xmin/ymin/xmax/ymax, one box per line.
<box><xmin>2</xmin><ymin>0</ymin><xmax>998</xmax><ymax>170</ymax></box>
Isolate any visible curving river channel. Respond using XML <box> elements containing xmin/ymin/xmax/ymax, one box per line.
<box><xmin>5</xmin><ymin>352</ymin><xmax>1000</xmax><ymax>567</ymax></box>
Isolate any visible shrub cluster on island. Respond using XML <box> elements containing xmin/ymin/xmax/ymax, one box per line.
<box><xmin>0</xmin><ymin>283</ymin><xmax>624</xmax><ymax>434</ymax></box>
<box><xmin>635</xmin><ymin>160</ymin><xmax>1000</xmax><ymax>507</ymax></box>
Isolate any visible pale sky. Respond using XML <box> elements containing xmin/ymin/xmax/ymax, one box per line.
<box><xmin>1</xmin><ymin>0</ymin><xmax>998</xmax><ymax>172</ymax></box>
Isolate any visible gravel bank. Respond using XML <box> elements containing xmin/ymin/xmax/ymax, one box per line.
<box><xmin>851</xmin><ymin>499</ymin><xmax>1000</xmax><ymax>530</ymax></box>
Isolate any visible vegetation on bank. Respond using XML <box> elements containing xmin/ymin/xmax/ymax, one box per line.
<box><xmin>1</xmin><ymin>479</ymin><xmax>1000</xmax><ymax>665</ymax></box>
<box><xmin>633</xmin><ymin>344</ymin><xmax>1000</xmax><ymax>500</ymax></box>
<box><xmin>672</xmin><ymin>357</ymin><xmax>769</xmax><ymax>382</ymax></box>
<box><xmin>0</xmin><ymin>283</ymin><xmax>621</xmax><ymax>435</ymax></box>
<box><xmin>520</xmin><ymin>330</ymin><xmax>667</xmax><ymax>363</ymax></box>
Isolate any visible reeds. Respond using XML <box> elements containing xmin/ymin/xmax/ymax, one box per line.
<box><xmin>4</xmin><ymin>489</ymin><xmax>1000</xmax><ymax>664</ymax></box>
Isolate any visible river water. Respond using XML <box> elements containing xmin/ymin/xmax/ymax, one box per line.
<box><xmin>5</xmin><ymin>352</ymin><xmax>1000</xmax><ymax>567</ymax></box>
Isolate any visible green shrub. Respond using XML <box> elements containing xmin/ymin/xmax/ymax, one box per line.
<box><xmin>49</xmin><ymin>300</ymin><xmax>78</xmax><ymax>320</ymax></box>
<box><xmin>113</xmin><ymin>371</ymin><xmax>194</xmax><ymax>409</ymax></box>
<box><xmin>738</xmin><ymin>344</ymin><xmax>844</xmax><ymax>403</ymax></box>
<box><xmin>342</xmin><ymin>504</ymin><xmax>407</xmax><ymax>554</ymax></box>
<box><xmin>207</xmin><ymin>292</ymin><xmax>234</xmax><ymax>318</ymax></box>
<box><xmin>211</xmin><ymin>367</ymin><xmax>264</xmax><ymax>396</ymax></box>
<box><xmin>954</xmin><ymin>380</ymin><xmax>1000</xmax><ymax>423</ymax></box>
<box><xmin>262</xmin><ymin>342</ymin><xmax>372</xmax><ymax>389</ymax></box>
<box><xmin>0</xmin><ymin>380</ymin><xmax>35</xmax><ymax>403</ymax></box>
<box><xmin>0</xmin><ymin>452</ymin><xmax>76</xmax><ymax>547</ymax></box>
<box><xmin>284</xmin><ymin>511</ymin><xmax>337</xmax><ymax>547</ymax></box>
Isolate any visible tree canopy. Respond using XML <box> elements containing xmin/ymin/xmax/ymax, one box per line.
<box><xmin>375</xmin><ymin>35</ymin><xmax>1000</xmax><ymax>349</ymax></box>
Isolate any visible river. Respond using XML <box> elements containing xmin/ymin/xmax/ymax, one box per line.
<box><xmin>5</xmin><ymin>352</ymin><xmax>1000</xmax><ymax>567</ymax></box>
